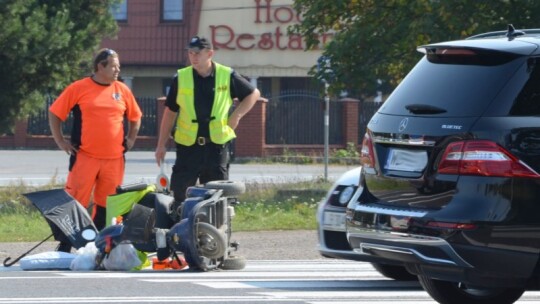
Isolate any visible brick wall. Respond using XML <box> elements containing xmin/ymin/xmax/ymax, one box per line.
<box><xmin>235</xmin><ymin>100</ymin><xmax>266</xmax><ymax>157</ymax></box>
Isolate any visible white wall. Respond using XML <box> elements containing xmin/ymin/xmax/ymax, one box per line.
<box><xmin>198</xmin><ymin>0</ymin><xmax>332</xmax><ymax>78</ymax></box>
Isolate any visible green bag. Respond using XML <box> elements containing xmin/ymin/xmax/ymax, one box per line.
<box><xmin>105</xmin><ymin>184</ymin><xmax>157</xmax><ymax>270</ymax></box>
<box><xmin>105</xmin><ymin>184</ymin><xmax>156</xmax><ymax>226</ymax></box>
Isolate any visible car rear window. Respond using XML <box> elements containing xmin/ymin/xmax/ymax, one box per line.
<box><xmin>510</xmin><ymin>58</ymin><xmax>540</xmax><ymax>116</ymax></box>
<box><xmin>379</xmin><ymin>50</ymin><xmax>525</xmax><ymax>117</ymax></box>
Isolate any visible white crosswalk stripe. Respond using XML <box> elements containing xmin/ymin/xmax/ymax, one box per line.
<box><xmin>3</xmin><ymin>260</ymin><xmax>540</xmax><ymax>303</ymax></box>
<box><xmin>139</xmin><ymin>260</ymin><xmax>540</xmax><ymax>303</ymax></box>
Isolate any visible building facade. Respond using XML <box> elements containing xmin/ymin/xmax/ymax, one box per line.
<box><xmin>102</xmin><ymin>0</ymin><xmax>330</xmax><ymax>98</ymax></box>
<box><xmin>1</xmin><ymin>0</ymin><xmax>379</xmax><ymax>158</ymax></box>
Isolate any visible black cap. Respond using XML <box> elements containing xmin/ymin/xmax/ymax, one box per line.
<box><xmin>186</xmin><ymin>36</ymin><xmax>212</xmax><ymax>51</ymax></box>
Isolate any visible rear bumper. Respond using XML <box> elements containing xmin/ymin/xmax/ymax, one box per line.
<box><xmin>347</xmin><ymin>228</ymin><xmax>471</xmax><ymax>267</ymax></box>
<box><xmin>318</xmin><ymin>228</ymin><xmax>396</xmax><ymax>263</ymax></box>
<box><xmin>347</xmin><ymin>224</ymin><xmax>537</xmax><ymax>287</ymax></box>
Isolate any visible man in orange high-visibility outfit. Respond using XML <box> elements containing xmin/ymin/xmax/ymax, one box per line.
<box><xmin>49</xmin><ymin>49</ymin><xmax>142</xmax><ymax>251</ymax></box>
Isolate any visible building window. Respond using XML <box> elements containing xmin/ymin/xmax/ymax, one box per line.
<box><xmin>110</xmin><ymin>0</ymin><xmax>127</xmax><ymax>22</ymax></box>
<box><xmin>162</xmin><ymin>0</ymin><xmax>183</xmax><ymax>22</ymax></box>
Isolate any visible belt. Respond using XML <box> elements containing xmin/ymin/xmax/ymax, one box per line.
<box><xmin>197</xmin><ymin>137</ymin><xmax>211</xmax><ymax>146</ymax></box>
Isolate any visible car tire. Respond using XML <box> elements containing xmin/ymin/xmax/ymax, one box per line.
<box><xmin>204</xmin><ymin>180</ymin><xmax>246</xmax><ymax>196</ymax></box>
<box><xmin>371</xmin><ymin>263</ymin><xmax>417</xmax><ymax>281</ymax></box>
<box><xmin>220</xmin><ymin>255</ymin><xmax>247</xmax><ymax>270</ymax></box>
<box><xmin>418</xmin><ymin>275</ymin><xmax>525</xmax><ymax>304</ymax></box>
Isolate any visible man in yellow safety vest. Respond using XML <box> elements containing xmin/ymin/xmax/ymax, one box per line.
<box><xmin>155</xmin><ymin>36</ymin><xmax>260</xmax><ymax>215</ymax></box>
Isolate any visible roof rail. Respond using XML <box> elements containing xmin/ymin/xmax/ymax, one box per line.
<box><xmin>467</xmin><ymin>24</ymin><xmax>540</xmax><ymax>40</ymax></box>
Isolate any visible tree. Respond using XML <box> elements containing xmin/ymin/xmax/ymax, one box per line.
<box><xmin>0</xmin><ymin>0</ymin><xmax>119</xmax><ymax>133</ymax></box>
<box><xmin>291</xmin><ymin>0</ymin><xmax>540</xmax><ymax>97</ymax></box>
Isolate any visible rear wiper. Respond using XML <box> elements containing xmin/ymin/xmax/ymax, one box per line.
<box><xmin>405</xmin><ymin>104</ymin><xmax>447</xmax><ymax>114</ymax></box>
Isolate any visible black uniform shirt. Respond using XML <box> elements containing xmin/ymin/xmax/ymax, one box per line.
<box><xmin>165</xmin><ymin>62</ymin><xmax>255</xmax><ymax>137</ymax></box>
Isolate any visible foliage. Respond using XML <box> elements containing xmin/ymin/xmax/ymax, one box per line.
<box><xmin>0</xmin><ymin>0</ymin><xmax>119</xmax><ymax>134</ymax></box>
<box><xmin>290</xmin><ymin>0</ymin><xmax>540</xmax><ymax>97</ymax></box>
<box><xmin>331</xmin><ymin>142</ymin><xmax>359</xmax><ymax>159</ymax></box>
<box><xmin>233</xmin><ymin>180</ymin><xmax>330</xmax><ymax>231</ymax></box>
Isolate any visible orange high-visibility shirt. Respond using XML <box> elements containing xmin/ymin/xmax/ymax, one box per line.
<box><xmin>50</xmin><ymin>77</ymin><xmax>142</xmax><ymax>159</ymax></box>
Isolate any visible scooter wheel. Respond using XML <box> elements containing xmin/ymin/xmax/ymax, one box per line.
<box><xmin>204</xmin><ymin>180</ymin><xmax>246</xmax><ymax>196</ymax></box>
<box><xmin>220</xmin><ymin>255</ymin><xmax>246</xmax><ymax>270</ymax></box>
<box><xmin>196</xmin><ymin>222</ymin><xmax>227</xmax><ymax>259</ymax></box>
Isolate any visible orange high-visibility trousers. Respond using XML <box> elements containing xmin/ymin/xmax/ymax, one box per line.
<box><xmin>65</xmin><ymin>151</ymin><xmax>124</xmax><ymax>217</ymax></box>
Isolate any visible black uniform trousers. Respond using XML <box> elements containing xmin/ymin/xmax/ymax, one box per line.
<box><xmin>170</xmin><ymin>140</ymin><xmax>230</xmax><ymax>204</ymax></box>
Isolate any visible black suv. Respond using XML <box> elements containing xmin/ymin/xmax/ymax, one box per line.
<box><xmin>346</xmin><ymin>25</ymin><xmax>540</xmax><ymax>304</ymax></box>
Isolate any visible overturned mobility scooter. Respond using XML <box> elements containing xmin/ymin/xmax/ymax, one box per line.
<box><xmin>4</xmin><ymin>180</ymin><xmax>246</xmax><ymax>271</ymax></box>
<box><xmin>93</xmin><ymin>180</ymin><xmax>247</xmax><ymax>271</ymax></box>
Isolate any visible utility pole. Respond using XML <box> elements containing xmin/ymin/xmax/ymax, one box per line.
<box><xmin>317</xmin><ymin>55</ymin><xmax>332</xmax><ymax>182</ymax></box>
<box><xmin>323</xmin><ymin>81</ymin><xmax>329</xmax><ymax>181</ymax></box>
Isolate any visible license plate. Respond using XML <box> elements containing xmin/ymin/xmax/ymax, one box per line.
<box><xmin>323</xmin><ymin>211</ymin><xmax>346</xmax><ymax>231</ymax></box>
<box><xmin>385</xmin><ymin>148</ymin><xmax>427</xmax><ymax>172</ymax></box>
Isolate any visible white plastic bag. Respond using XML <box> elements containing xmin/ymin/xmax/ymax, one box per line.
<box><xmin>102</xmin><ymin>242</ymin><xmax>141</xmax><ymax>271</ymax></box>
<box><xmin>70</xmin><ymin>242</ymin><xmax>99</xmax><ymax>271</ymax></box>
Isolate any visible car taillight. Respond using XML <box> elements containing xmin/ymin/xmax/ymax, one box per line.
<box><xmin>360</xmin><ymin>133</ymin><xmax>376</xmax><ymax>170</ymax></box>
<box><xmin>438</xmin><ymin>140</ymin><xmax>540</xmax><ymax>178</ymax></box>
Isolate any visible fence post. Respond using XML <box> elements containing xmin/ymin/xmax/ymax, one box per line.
<box><xmin>13</xmin><ymin>118</ymin><xmax>28</xmax><ymax>147</ymax></box>
<box><xmin>234</xmin><ymin>99</ymin><xmax>266</xmax><ymax>157</ymax></box>
<box><xmin>340</xmin><ymin>98</ymin><xmax>360</xmax><ymax>147</ymax></box>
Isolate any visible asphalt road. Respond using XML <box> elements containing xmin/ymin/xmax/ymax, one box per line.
<box><xmin>0</xmin><ymin>259</ymin><xmax>429</xmax><ymax>304</ymax></box>
<box><xmin>0</xmin><ymin>150</ymin><xmax>356</xmax><ymax>186</ymax></box>
<box><xmin>2</xmin><ymin>258</ymin><xmax>540</xmax><ymax>303</ymax></box>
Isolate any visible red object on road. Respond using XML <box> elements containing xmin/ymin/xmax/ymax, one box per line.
<box><xmin>152</xmin><ymin>256</ymin><xmax>187</xmax><ymax>270</ymax></box>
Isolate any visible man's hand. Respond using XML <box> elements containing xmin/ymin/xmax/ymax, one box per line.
<box><xmin>57</xmin><ymin>138</ymin><xmax>78</xmax><ymax>155</ymax></box>
<box><xmin>48</xmin><ymin>111</ymin><xmax>77</xmax><ymax>155</ymax></box>
<box><xmin>125</xmin><ymin>137</ymin><xmax>136</xmax><ymax>151</ymax></box>
<box><xmin>155</xmin><ymin>146</ymin><xmax>167</xmax><ymax>166</ymax></box>
<box><xmin>228</xmin><ymin>88</ymin><xmax>261</xmax><ymax>129</ymax></box>
<box><xmin>228</xmin><ymin>113</ymin><xmax>241</xmax><ymax>130</ymax></box>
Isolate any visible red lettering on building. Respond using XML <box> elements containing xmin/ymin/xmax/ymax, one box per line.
<box><xmin>274</xmin><ymin>6</ymin><xmax>294</xmax><ymax>23</ymax></box>
<box><xmin>208</xmin><ymin>0</ymin><xmax>332</xmax><ymax>51</ymax></box>
<box><xmin>274</xmin><ymin>26</ymin><xmax>286</xmax><ymax>50</ymax></box>
<box><xmin>288</xmin><ymin>34</ymin><xmax>304</xmax><ymax>50</ymax></box>
<box><xmin>237</xmin><ymin>34</ymin><xmax>256</xmax><ymax>50</ymax></box>
<box><xmin>258</xmin><ymin>33</ymin><xmax>273</xmax><ymax>49</ymax></box>
<box><xmin>255</xmin><ymin>0</ymin><xmax>272</xmax><ymax>23</ymax></box>
<box><xmin>210</xmin><ymin>25</ymin><xmax>235</xmax><ymax>50</ymax></box>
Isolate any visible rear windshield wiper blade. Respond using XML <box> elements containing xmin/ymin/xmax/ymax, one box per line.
<box><xmin>405</xmin><ymin>104</ymin><xmax>447</xmax><ymax>114</ymax></box>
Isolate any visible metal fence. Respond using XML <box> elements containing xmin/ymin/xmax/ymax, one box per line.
<box><xmin>137</xmin><ymin>97</ymin><xmax>158</xmax><ymax>136</ymax></box>
<box><xmin>27</xmin><ymin>96</ymin><xmax>70</xmax><ymax>136</ymax></box>
<box><xmin>265</xmin><ymin>91</ymin><xmax>344</xmax><ymax>145</ymax></box>
<box><xmin>27</xmin><ymin>96</ymin><xmax>158</xmax><ymax>137</ymax></box>
<box><xmin>27</xmin><ymin>93</ymin><xmax>381</xmax><ymax>145</ymax></box>
<box><xmin>358</xmin><ymin>101</ymin><xmax>381</xmax><ymax>142</ymax></box>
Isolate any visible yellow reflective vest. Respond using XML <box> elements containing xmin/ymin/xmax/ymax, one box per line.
<box><xmin>174</xmin><ymin>63</ymin><xmax>236</xmax><ymax>146</ymax></box>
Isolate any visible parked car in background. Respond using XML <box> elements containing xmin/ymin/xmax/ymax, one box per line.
<box><xmin>317</xmin><ymin>166</ymin><xmax>415</xmax><ymax>280</ymax></box>
<box><xmin>346</xmin><ymin>25</ymin><xmax>540</xmax><ymax>304</ymax></box>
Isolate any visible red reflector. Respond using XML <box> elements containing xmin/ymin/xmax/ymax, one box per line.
<box><xmin>426</xmin><ymin>221</ymin><xmax>477</xmax><ymax>230</ymax></box>
<box><xmin>159</xmin><ymin>177</ymin><xmax>168</xmax><ymax>187</ymax></box>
